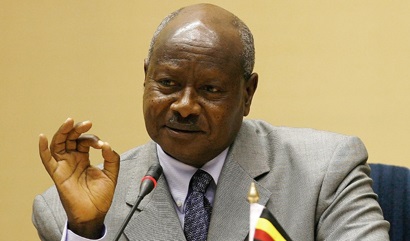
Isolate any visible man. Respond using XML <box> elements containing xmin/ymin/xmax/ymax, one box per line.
<box><xmin>33</xmin><ymin>3</ymin><xmax>389</xmax><ymax>241</ymax></box>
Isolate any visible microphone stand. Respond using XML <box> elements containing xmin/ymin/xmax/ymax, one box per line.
<box><xmin>112</xmin><ymin>163</ymin><xmax>162</xmax><ymax>241</ymax></box>
<box><xmin>113</xmin><ymin>194</ymin><xmax>144</xmax><ymax>241</ymax></box>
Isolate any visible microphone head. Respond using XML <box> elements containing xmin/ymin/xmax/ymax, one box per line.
<box><xmin>138</xmin><ymin>163</ymin><xmax>163</xmax><ymax>198</ymax></box>
<box><xmin>145</xmin><ymin>163</ymin><xmax>163</xmax><ymax>181</ymax></box>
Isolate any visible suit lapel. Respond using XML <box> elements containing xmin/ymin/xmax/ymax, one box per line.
<box><xmin>124</xmin><ymin>176</ymin><xmax>186</xmax><ymax>240</ymax></box>
<box><xmin>122</xmin><ymin>143</ymin><xmax>186</xmax><ymax>240</ymax></box>
<box><xmin>208</xmin><ymin>121</ymin><xmax>273</xmax><ymax>240</ymax></box>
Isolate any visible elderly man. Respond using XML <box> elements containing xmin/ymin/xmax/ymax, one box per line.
<box><xmin>33</xmin><ymin>3</ymin><xmax>389</xmax><ymax>241</ymax></box>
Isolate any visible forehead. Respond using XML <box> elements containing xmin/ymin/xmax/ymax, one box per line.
<box><xmin>170</xmin><ymin>20</ymin><xmax>218</xmax><ymax>48</ymax></box>
<box><xmin>151</xmin><ymin>20</ymin><xmax>242</xmax><ymax>70</ymax></box>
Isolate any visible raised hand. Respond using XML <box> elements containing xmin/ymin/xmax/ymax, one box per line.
<box><xmin>39</xmin><ymin>118</ymin><xmax>120</xmax><ymax>238</ymax></box>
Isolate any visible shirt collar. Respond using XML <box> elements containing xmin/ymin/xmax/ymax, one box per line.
<box><xmin>156</xmin><ymin>144</ymin><xmax>228</xmax><ymax>206</ymax></box>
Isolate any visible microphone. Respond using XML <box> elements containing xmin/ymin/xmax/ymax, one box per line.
<box><xmin>113</xmin><ymin>163</ymin><xmax>163</xmax><ymax>241</ymax></box>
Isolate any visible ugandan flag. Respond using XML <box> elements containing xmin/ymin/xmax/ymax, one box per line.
<box><xmin>253</xmin><ymin>207</ymin><xmax>292</xmax><ymax>241</ymax></box>
<box><xmin>248</xmin><ymin>182</ymin><xmax>292</xmax><ymax>241</ymax></box>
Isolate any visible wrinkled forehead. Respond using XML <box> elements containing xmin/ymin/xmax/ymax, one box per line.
<box><xmin>152</xmin><ymin>18</ymin><xmax>243</xmax><ymax>63</ymax></box>
<box><xmin>170</xmin><ymin>20</ymin><xmax>218</xmax><ymax>48</ymax></box>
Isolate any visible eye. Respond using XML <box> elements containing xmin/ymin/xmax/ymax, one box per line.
<box><xmin>158</xmin><ymin>79</ymin><xmax>177</xmax><ymax>87</ymax></box>
<box><xmin>201</xmin><ymin>85</ymin><xmax>220</xmax><ymax>93</ymax></box>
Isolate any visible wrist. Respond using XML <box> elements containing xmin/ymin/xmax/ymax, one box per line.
<box><xmin>68</xmin><ymin>219</ymin><xmax>105</xmax><ymax>239</ymax></box>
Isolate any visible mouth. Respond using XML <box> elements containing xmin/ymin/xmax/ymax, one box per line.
<box><xmin>164</xmin><ymin>126</ymin><xmax>204</xmax><ymax>140</ymax></box>
<box><xmin>165</xmin><ymin>125</ymin><xmax>202</xmax><ymax>133</ymax></box>
<box><xmin>164</xmin><ymin>114</ymin><xmax>204</xmax><ymax>136</ymax></box>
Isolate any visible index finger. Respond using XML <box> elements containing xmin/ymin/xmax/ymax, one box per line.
<box><xmin>50</xmin><ymin>118</ymin><xmax>75</xmax><ymax>158</ymax></box>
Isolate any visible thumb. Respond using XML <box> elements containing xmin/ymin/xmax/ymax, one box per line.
<box><xmin>101</xmin><ymin>142</ymin><xmax>120</xmax><ymax>182</ymax></box>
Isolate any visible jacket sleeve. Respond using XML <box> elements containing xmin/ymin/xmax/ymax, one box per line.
<box><xmin>32</xmin><ymin>186</ymin><xmax>66</xmax><ymax>241</ymax></box>
<box><xmin>315</xmin><ymin>136</ymin><xmax>390</xmax><ymax>240</ymax></box>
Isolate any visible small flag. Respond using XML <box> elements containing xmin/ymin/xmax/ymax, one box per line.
<box><xmin>248</xmin><ymin>182</ymin><xmax>292</xmax><ymax>241</ymax></box>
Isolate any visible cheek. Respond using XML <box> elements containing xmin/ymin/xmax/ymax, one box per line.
<box><xmin>208</xmin><ymin>105</ymin><xmax>237</xmax><ymax>129</ymax></box>
<box><xmin>143</xmin><ymin>90</ymin><xmax>170</xmax><ymax>111</ymax></box>
<box><xmin>212</xmin><ymin>102</ymin><xmax>244</xmax><ymax>132</ymax></box>
<box><xmin>143</xmin><ymin>92</ymin><xmax>172</xmax><ymax>137</ymax></box>
<box><xmin>143</xmin><ymin>93</ymin><xmax>168</xmax><ymax>126</ymax></box>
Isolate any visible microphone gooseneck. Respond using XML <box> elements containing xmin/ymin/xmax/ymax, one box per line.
<box><xmin>113</xmin><ymin>163</ymin><xmax>163</xmax><ymax>241</ymax></box>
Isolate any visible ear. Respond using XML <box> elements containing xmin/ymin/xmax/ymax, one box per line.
<box><xmin>243</xmin><ymin>73</ymin><xmax>258</xmax><ymax>116</ymax></box>
<box><xmin>144</xmin><ymin>58</ymin><xmax>148</xmax><ymax>76</ymax></box>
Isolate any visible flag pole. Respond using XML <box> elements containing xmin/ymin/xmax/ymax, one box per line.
<box><xmin>248</xmin><ymin>182</ymin><xmax>259</xmax><ymax>204</ymax></box>
<box><xmin>248</xmin><ymin>182</ymin><xmax>260</xmax><ymax>241</ymax></box>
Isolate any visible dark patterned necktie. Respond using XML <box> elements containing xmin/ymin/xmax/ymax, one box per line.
<box><xmin>184</xmin><ymin>169</ymin><xmax>213</xmax><ymax>241</ymax></box>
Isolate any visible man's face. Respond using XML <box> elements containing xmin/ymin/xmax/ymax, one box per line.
<box><xmin>143</xmin><ymin>21</ymin><xmax>256</xmax><ymax>167</ymax></box>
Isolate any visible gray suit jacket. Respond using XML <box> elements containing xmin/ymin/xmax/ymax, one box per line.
<box><xmin>33</xmin><ymin>120</ymin><xmax>390</xmax><ymax>240</ymax></box>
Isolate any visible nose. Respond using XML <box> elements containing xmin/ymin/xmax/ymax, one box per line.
<box><xmin>170</xmin><ymin>87</ymin><xmax>201</xmax><ymax>118</ymax></box>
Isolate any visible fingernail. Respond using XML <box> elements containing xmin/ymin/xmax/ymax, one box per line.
<box><xmin>98</xmin><ymin>140</ymin><xmax>104</xmax><ymax>146</ymax></box>
<box><xmin>105</xmin><ymin>142</ymin><xmax>112</xmax><ymax>150</ymax></box>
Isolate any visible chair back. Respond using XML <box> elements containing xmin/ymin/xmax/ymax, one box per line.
<box><xmin>369</xmin><ymin>163</ymin><xmax>410</xmax><ymax>241</ymax></box>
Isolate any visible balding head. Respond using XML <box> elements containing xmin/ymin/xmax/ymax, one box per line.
<box><xmin>146</xmin><ymin>4</ymin><xmax>255</xmax><ymax>80</ymax></box>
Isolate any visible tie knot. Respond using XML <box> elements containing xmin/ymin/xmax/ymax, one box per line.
<box><xmin>190</xmin><ymin>169</ymin><xmax>213</xmax><ymax>193</ymax></box>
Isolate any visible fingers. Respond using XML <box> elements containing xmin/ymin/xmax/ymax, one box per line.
<box><xmin>66</xmin><ymin>121</ymin><xmax>93</xmax><ymax>151</ymax></box>
<box><xmin>41</xmin><ymin>118</ymin><xmax>119</xmax><ymax>182</ymax></box>
<box><xmin>50</xmin><ymin>118</ymin><xmax>93</xmax><ymax>159</ymax></box>
<box><xmin>101</xmin><ymin>142</ymin><xmax>120</xmax><ymax>181</ymax></box>
<box><xmin>76</xmin><ymin>134</ymin><xmax>104</xmax><ymax>153</ymax></box>
<box><xmin>39</xmin><ymin>133</ymin><xmax>57</xmax><ymax>176</ymax></box>
<box><xmin>50</xmin><ymin>118</ymin><xmax>75</xmax><ymax>159</ymax></box>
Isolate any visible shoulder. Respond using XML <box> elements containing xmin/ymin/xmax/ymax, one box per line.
<box><xmin>242</xmin><ymin>119</ymin><xmax>355</xmax><ymax>140</ymax></box>
<box><xmin>240</xmin><ymin>119</ymin><xmax>366</xmax><ymax>156</ymax></box>
<box><xmin>237</xmin><ymin>119</ymin><xmax>368</xmax><ymax>181</ymax></box>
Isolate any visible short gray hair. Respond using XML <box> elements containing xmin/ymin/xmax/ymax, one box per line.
<box><xmin>146</xmin><ymin>8</ymin><xmax>255</xmax><ymax>80</ymax></box>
